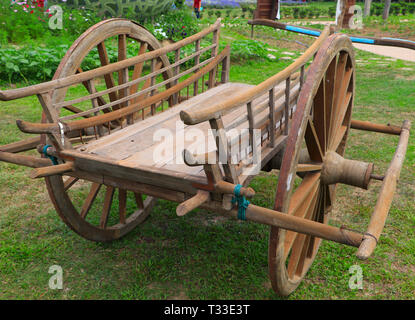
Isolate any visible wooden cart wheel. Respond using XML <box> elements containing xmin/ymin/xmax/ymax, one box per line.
<box><xmin>269</xmin><ymin>34</ymin><xmax>355</xmax><ymax>296</ymax></box>
<box><xmin>42</xmin><ymin>19</ymin><xmax>173</xmax><ymax>241</ymax></box>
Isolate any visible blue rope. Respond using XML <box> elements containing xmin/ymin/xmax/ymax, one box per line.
<box><xmin>231</xmin><ymin>184</ymin><xmax>250</xmax><ymax>221</ymax></box>
<box><xmin>43</xmin><ymin>145</ymin><xmax>58</xmax><ymax>165</ymax></box>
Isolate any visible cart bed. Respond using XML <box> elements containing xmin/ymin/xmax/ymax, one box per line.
<box><xmin>75</xmin><ymin>81</ymin><xmax>295</xmax><ymax>178</ymax></box>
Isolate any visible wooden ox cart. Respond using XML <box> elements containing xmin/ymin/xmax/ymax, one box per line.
<box><xmin>0</xmin><ymin>19</ymin><xmax>410</xmax><ymax>296</ymax></box>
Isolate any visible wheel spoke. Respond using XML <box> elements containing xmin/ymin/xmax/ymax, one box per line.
<box><xmin>296</xmin><ymin>163</ymin><xmax>323</xmax><ymax>172</ymax></box>
<box><xmin>313</xmin><ymin>77</ymin><xmax>326</xmax><ymax>153</ymax></box>
<box><xmin>135</xmin><ymin>193</ymin><xmax>144</xmax><ymax>209</ymax></box>
<box><xmin>117</xmin><ymin>34</ymin><xmax>128</xmax><ymax>106</ymax></box>
<box><xmin>100</xmin><ymin>186</ymin><xmax>115</xmax><ymax>229</ymax></box>
<box><xmin>288</xmin><ymin>172</ymin><xmax>321</xmax><ymax>216</ymax></box>
<box><xmin>284</xmin><ymin>181</ymin><xmax>320</xmax><ymax>260</ymax></box>
<box><xmin>80</xmin><ymin>183</ymin><xmax>102</xmax><ymax>219</ymax></box>
<box><xmin>64</xmin><ymin>176</ymin><xmax>79</xmax><ymax>191</ymax></box>
<box><xmin>307</xmin><ymin>185</ymin><xmax>326</xmax><ymax>258</ymax></box>
<box><xmin>130</xmin><ymin>42</ymin><xmax>148</xmax><ymax>98</ymax></box>
<box><xmin>287</xmin><ymin>188</ymin><xmax>320</xmax><ymax>277</ymax></box>
<box><xmin>305</xmin><ymin>118</ymin><xmax>324</xmax><ymax>162</ymax></box>
<box><xmin>329</xmin><ymin>91</ymin><xmax>352</xmax><ymax>150</ymax></box>
<box><xmin>324</xmin><ymin>57</ymin><xmax>337</xmax><ymax>141</ymax></box>
<box><xmin>329</xmin><ymin>68</ymin><xmax>353</xmax><ymax>143</ymax></box>
<box><xmin>97</xmin><ymin>42</ymin><xmax>119</xmax><ymax>108</ymax></box>
<box><xmin>330</xmin><ymin>125</ymin><xmax>348</xmax><ymax>152</ymax></box>
<box><xmin>119</xmin><ymin>189</ymin><xmax>127</xmax><ymax>224</ymax></box>
<box><xmin>330</xmin><ymin>52</ymin><xmax>348</xmax><ymax>140</ymax></box>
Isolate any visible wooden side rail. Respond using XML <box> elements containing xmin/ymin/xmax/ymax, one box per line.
<box><xmin>0</xmin><ymin>19</ymin><xmax>222</xmax><ymax>102</ymax></box>
<box><xmin>180</xmin><ymin>26</ymin><xmax>331</xmax><ymax>126</ymax></box>
<box><xmin>356</xmin><ymin>120</ymin><xmax>411</xmax><ymax>260</ymax></box>
<box><xmin>16</xmin><ymin>46</ymin><xmax>231</xmax><ymax>135</ymax></box>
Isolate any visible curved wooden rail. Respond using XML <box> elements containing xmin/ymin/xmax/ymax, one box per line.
<box><xmin>16</xmin><ymin>45</ymin><xmax>231</xmax><ymax>134</ymax></box>
<box><xmin>180</xmin><ymin>26</ymin><xmax>331</xmax><ymax>125</ymax></box>
<box><xmin>0</xmin><ymin>19</ymin><xmax>222</xmax><ymax>102</ymax></box>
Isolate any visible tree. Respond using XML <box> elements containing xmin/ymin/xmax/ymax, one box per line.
<box><xmin>364</xmin><ymin>0</ymin><xmax>372</xmax><ymax>17</ymax></box>
<box><xmin>383</xmin><ymin>0</ymin><xmax>391</xmax><ymax>20</ymax></box>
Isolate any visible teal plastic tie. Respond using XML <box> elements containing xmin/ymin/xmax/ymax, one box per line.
<box><xmin>43</xmin><ymin>145</ymin><xmax>58</xmax><ymax>165</ymax></box>
<box><xmin>231</xmin><ymin>184</ymin><xmax>250</xmax><ymax>221</ymax></box>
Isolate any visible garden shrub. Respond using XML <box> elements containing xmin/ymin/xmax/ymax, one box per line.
<box><xmin>144</xmin><ymin>8</ymin><xmax>200</xmax><ymax>42</ymax></box>
<box><xmin>299</xmin><ymin>8</ymin><xmax>307</xmax><ymax>19</ymax></box>
<box><xmin>390</xmin><ymin>3</ymin><xmax>401</xmax><ymax>15</ymax></box>
<box><xmin>293</xmin><ymin>7</ymin><xmax>300</xmax><ymax>19</ymax></box>
<box><xmin>328</xmin><ymin>6</ymin><xmax>336</xmax><ymax>18</ymax></box>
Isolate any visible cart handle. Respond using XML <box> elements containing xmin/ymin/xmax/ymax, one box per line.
<box><xmin>355</xmin><ymin>120</ymin><xmax>411</xmax><ymax>260</ymax></box>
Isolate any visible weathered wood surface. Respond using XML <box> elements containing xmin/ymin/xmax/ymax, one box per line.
<box><xmin>71</xmin><ymin>81</ymin><xmax>299</xmax><ymax>181</ymax></box>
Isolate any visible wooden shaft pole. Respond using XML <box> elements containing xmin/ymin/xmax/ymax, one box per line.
<box><xmin>356</xmin><ymin>120</ymin><xmax>411</xmax><ymax>260</ymax></box>
<box><xmin>201</xmin><ymin>202</ymin><xmax>363</xmax><ymax>247</ymax></box>
<box><xmin>351</xmin><ymin>119</ymin><xmax>402</xmax><ymax>135</ymax></box>
<box><xmin>0</xmin><ymin>151</ymin><xmax>51</xmax><ymax>168</ymax></box>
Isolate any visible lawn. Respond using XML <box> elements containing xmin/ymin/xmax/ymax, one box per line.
<box><xmin>0</xmin><ymin>8</ymin><xmax>414</xmax><ymax>300</ymax></box>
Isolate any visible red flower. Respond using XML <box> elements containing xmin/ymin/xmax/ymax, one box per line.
<box><xmin>30</xmin><ymin>10</ymin><xmax>34</xmax><ymax>14</ymax></box>
<box><xmin>49</xmin><ymin>14</ymin><xmax>52</xmax><ymax>17</ymax></box>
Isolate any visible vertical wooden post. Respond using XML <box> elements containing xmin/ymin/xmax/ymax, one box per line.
<box><xmin>269</xmin><ymin>88</ymin><xmax>275</xmax><ymax>148</ymax></box>
<box><xmin>300</xmin><ymin>65</ymin><xmax>305</xmax><ymax>90</ymax></box>
<box><xmin>221</xmin><ymin>53</ymin><xmax>230</xmax><ymax>84</ymax></box>
<box><xmin>247</xmin><ymin>102</ymin><xmax>255</xmax><ymax>152</ymax></box>
<box><xmin>209</xmin><ymin>28</ymin><xmax>220</xmax><ymax>89</ymax></box>
<box><xmin>194</xmin><ymin>39</ymin><xmax>201</xmax><ymax>96</ymax></box>
<box><xmin>173</xmin><ymin>48</ymin><xmax>181</xmax><ymax>105</ymax></box>
<box><xmin>37</xmin><ymin>93</ymin><xmax>71</xmax><ymax>150</ymax></box>
<box><xmin>284</xmin><ymin>77</ymin><xmax>291</xmax><ymax>135</ymax></box>
<box><xmin>150</xmin><ymin>59</ymin><xmax>156</xmax><ymax>115</ymax></box>
<box><xmin>209</xmin><ymin>117</ymin><xmax>239</xmax><ymax>184</ymax></box>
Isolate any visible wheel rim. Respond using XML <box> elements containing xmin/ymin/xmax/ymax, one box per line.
<box><xmin>269</xmin><ymin>34</ymin><xmax>355</xmax><ymax>296</ymax></box>
<box><xmin>42</xmin><ymin>19</ymin><xmax>172</xmax><ymax>241</ymax></box>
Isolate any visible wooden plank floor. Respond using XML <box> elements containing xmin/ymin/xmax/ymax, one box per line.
<box><xmin>76</xmin><ymin>82</ymin><xmax>295</xmax><ymax>177</ymax></box>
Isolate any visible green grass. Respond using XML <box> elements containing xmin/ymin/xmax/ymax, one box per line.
<box><xmin>0</xmin><ymin>19</ymin><xmax>415</xmax><ymax>300</ymax></box>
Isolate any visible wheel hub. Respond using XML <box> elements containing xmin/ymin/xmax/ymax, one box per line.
<box><xmin>321</xmin><ymin>151</ymin><xmax>374</xmax><ymax>189</ymax></box>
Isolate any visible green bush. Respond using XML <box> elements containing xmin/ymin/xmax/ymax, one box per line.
<box><xmin>0</xmin><ymin>2</ymin><xmax>101</xmax><ymax>44</ymax></box>
<box><xmin>328</xmin><ymin>6</ymin><xmax>336</xmax><ymax>18</ymax></box>
<box><xmin>372</xmin><ymin>3</ymin><xmax>384</xmax><ymax>16</ymax></box>
<box><xmin>409</xmin><ymin>3</ymin><xmax>415</xmax><ymax>14</ymax></box>
<box><xmin>390</xmin><ymin>3</ymin><xmax>401</xmax><ymax>15</ymax></box>
<box><xmin>144</xmin><ymin>8</ymin><xmax>200</xmax><ymax>42</ymax></box>
<box><xmin>215</xmin><ymin>10</ymin><xmax>222</xmax><ymax>18</ymax></box>
<box><xmin>299</xmin><ymin>8</ymin><xmax>307</xmax><ymax>19</ymax></box>
<box><xmin>293</xmin><ymin>7</ymin><xmax>300</xmax><ymax>19</ymax></box>
<box><xmin>225</xmin><ymin>40</ymin><xmax>274</xmax><ymax>62</ymax></box>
